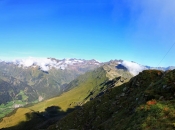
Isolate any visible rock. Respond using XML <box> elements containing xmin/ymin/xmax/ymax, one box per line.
<box><xmin>123</xmin><ymin>87</ymin><xmax>127</xmax><ymax>92</ymax></box>
<box><xmin>112</xmin><ymin>101</ymin><xmax>120</xmax><ymax>105</ymax></box>
<box><xmin>116</xmin><ymin>101</ymin><xmax>120</xmax><ymax>104</ymax></box>
<box><xmin>149</xmin><ymin>82</ymin><xmax>154</xmax><ymax>87</ymax></box>
<box><xmin>159</xmin><ymin>96</ymin><xmax>164</xmax><ymax>100</ymax></box>
<box><xmin>170</xmin><ymin>97</ymin><xmax>173</xmax><ymax>100</ymax></box>
<box><xmin>120</xmin><ymin>93</ymin><xmax>125</xmax><ymax>97</ymax></box>
<box><xmin>125</xmin><ymin>90</ymin><xmax>130</xmax><ymax>94</ymax></box>
<box><xmin>144</xmin><ymin>94</ymin><xmax>148</xmax><ymax>97</ymax></box>
<box><xmin>136</xmin><ymin>82</ymin><xmax>140</xmax><ymax>87</ymax></box>
<box><xmin>163</xmin><ymin>85</ymin><xmax>167</xmax><ymax>89</ymax></box>
<box><xmin>112</xmin><ymin>101</ymin><xmax>116</xmax><ymax>105</ymax></box>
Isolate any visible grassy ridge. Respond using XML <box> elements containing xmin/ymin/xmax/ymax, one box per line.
<box><xmin>0</xmin><ymin>64</ymin><xmax>134</xmax><ymax>129</ymax></box>
<box><xmin>0</xmin><ymin>67</ymin><xmax>108</xmax><ymax>129</ymax></box>
<box><xmin>48</xmin><ymin>69</ymin><xmax>175</xmax><ymax>130</ymax></box>
<box><xmin>0</xmin><ymin>62</ymin><xmax>99</xmax><ymax>120</ymax></box>
<box><xmin>0</xmin><ymin>61</ymin><xmax>99</xmax><ymax>101</ymax></box>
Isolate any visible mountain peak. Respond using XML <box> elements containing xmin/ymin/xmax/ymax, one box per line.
<box><xmin>0</xmin><ymin>57</ymin><xmax>101</xmax><ymax>72</ymax></box>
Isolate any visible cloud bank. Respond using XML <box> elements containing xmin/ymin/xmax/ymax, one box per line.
<box><xmin>121</xmin><ymin>60</ymin><xmax>147</xmax><ymax>76</ymax></box>
<box><xmin>2</xmin><ymin>57</ymin><xmax>86</xmax><ymax>71</ymax></box>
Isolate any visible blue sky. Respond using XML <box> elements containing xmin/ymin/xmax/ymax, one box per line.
<box><xmin>0</xmin><ymin>0</ymin><xmax>175</xmax><ymax>67</ymax></box>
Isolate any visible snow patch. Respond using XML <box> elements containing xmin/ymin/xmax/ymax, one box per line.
<box><xmin>2</xmin><ymin>57</ymin><xmax>100</xmax><ymax>72</ymax></box>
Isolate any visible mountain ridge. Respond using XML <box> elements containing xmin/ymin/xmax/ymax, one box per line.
<box><xmin>0</xmin><ymin>63</ymin><xmax>134</xmax><ymax>129</ymax></box>
<box><xmin>0</xmin><ymin>57</ymin><xmax>175</xmax><ymax>129</ymax></box>
<box><xmin>1</xmin><ymin>57</ymin><xmax>174</xmax><ymax>73</ymax></box>
<box><xmin>0</xmin><ymin>58</ymin><xmax>102</xmax><ymax>119</ymax></box>
<box><xmin>47</xmin><ymin>69</ymin><xmax>175</xmax><ymax>130</ymax></box>
<box><xmin>0</xmin><ymin>58</ymin><xmax>101</xmax><ymax>72</ymax></box>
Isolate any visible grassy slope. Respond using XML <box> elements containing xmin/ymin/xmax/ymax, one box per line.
<box><xmin>48</xmin><ymin>69</ymin><xmax>175</xmax><ymax>130</ymax></box>
<box><xmin>0</xmin><ymin>63</ymin><xmax>99</xmax><ymax>120</ymax></box>
<box><xmin>0</xmin><ymin>77</ymin><xmax>39</xmax><ymax>119</ymax></box>
<box><xmin>0</xmin><ymin>62</ymin><xmax>98</xmax><ymax>100</ymax></box>
<box><xmin>0</xmin><ymin>67</ymin><xmax>108</xmax><ymax>129</ymax></box>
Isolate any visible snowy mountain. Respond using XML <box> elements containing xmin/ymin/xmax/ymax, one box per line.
<box><xmin>0</xmin><ymin>57</ymin><xmax>174</xmax><ymax>76</ymax></box>
<box><xmin>0</xmin><ymin>57</ymin><xmax>174</xmax><ymax>121</ymax></box>
<box><xmin>0</xmin><ymin>57</ymin><xmax>101</xmax><ymax>71</ymax></box>
<box><xmin>0</xmin><ymin>58</ymin><xmax>102</xmax><ymax>104</ymax></box>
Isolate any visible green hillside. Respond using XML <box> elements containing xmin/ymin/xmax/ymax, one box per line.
<box><xmin>0</xmin><ymin>77</ymin><xmax>38</xmax><ymax>118</ymax></box>
<box><xmin>0</xmin><ymin>65</ymin><xmax>132</xmax><ymax>130</ymax></box>
<box><xmin>47</xmin><ymin>69</ymin><xmax>175</xmax><ymax>130</ymax></box>
<box><xmin>0</xmin><ymin>61</ymin><xmax>99</xmax><ymax>119</ymax></box>
<box><xmin>0</xmin><ymin>63</ymin><xmax>87</xmax><ymax>99</ymax></box>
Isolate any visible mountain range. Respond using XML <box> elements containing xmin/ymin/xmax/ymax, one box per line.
<box><xmin>48</xmin><ymin>69</ymin><xmax>175</xmax><ymax>130</ymax></box>
<box><xmin>0</xmin><ymin>57</ymin><xmax>175</xmax><ymax>129</ymax></box>
<box><xmin>0</xmin><ymin>58</ymin><xmax>101</xmax><ymax>118</ymax></box>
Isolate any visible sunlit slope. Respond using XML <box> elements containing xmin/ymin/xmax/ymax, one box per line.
<box><xmin>0</xmin><ymin>67</ymin><xmax>108</xmax><ymax>129</ymax></box>
<box><xmin>0</xmin><ymin>64</ymin><xmax>133</xmax><ymax>129</ymax></box>
<box><xmin>0</xmin><ymin>59</ymin><xmax>100</xmax><ymax>101</ymax></box>
<box><xmin>0</xmin><ymin>60</ymin><xmax>100</xmax><ymax>119</ymax></box>
<box><xmin>48</xmin><ymin>69</ymin><xmax>175</xmax><ymax>130</ymax></box>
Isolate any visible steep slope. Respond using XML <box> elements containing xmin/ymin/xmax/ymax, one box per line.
<box><xmin>0</xmin><ymin>64</ymin><xmax>133</xmax><ymax>130</ymax></box>
<box><xmin>0</xmin><ymin>58</ymin><xmax>101</xmax><ymax>119</ymax></box>
<box><xmin>0</xmin><ymin>58</ymin><xmax>101</xmax><ymax>100</ymax></box>
<box><xmin>0</xmin><ymin>77</ymin><xmax>38</xmax><ymax>118</ymax></box>
<box><xmin>47</xmin><ymin>69</ymin><xmax>175</xmax><ymax>130</ymax></box>
<box><xmin>1</xmin><ymin>58</ymin><xmax>174</xmax><ymax>129</ymax></box>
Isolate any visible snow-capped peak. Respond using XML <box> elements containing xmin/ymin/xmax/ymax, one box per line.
<box><xmin>1</xmin><ymin>57</ymin><xmax>101</xmax><ymax>71</ymax></box>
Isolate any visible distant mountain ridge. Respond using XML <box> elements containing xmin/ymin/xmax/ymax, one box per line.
<box><xmin>0</xmin><ymin>57</ymin><xmax>174</xmax><ymax>122</ymax></box>
<box><xmin>110</xmin><ymin>60</ymin><xmax>175</xmax><ymax>76</ymax></box>
<box><xmin>0</xmin><ymin>61</ymin><xmax>134</xmax><ymax>129</ymax></box>
<box><xmin>0</xmin><ymin>57</ymin><xmax>174</xmax><ymax>104</ymax></box>
<box><xmin>0</xmin><ymin>58</ymin><xmax>102</xmax><ymax>118</ymax></box>
<box><xmin>0</xmin><ymin>58</ymin><xmax>101</xmax><ymax>71</ymax></box>
<box><xmin>1</xmin><ymin>57</ymin><xmax>174</xmax><ymax>74</ymax></box>
<box><xmin>0</xmin><ymin>58</ymin><xmax>175</xmax><ymax>129</ymax></box>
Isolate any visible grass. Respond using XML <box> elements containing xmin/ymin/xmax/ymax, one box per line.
<box><xmin>47</xmin><ymin>69</ymin><xmax>175</xmax><ymax>130</ymax></box>
<box><xmin>0</xmin><ymin>67</ymin><xmax>108</xmax><ymax>129</ymax></box>
<box><xmin>17</xmin><ymin>90</ymin><xmax>28</xmax><ymax>101</ymax></box>
<box><xmin>0</xmin><ymin>65</ymin><xmax>134</xmax><ymax>129</ymax></box>
<box><xmin>0</xmin><ymin>89</ymin><xmax>34</xmax><ymax>119</ymax></box>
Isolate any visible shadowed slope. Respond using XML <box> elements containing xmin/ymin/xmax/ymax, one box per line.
<box><xmin>0</xmin><ymin>64</ymin><xmax>133</xmax><ymax>129</ymax></box>
<box><xmin>48</xmin><ymin>69</ymin><xmax>175</xmax><ymax>130</ymax></box>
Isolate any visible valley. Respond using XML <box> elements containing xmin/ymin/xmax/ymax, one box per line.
<box><xmin>0</xmin><ymin>58</ymin><xmax>174</xmax><ymax>130</ymax></box>
<box><xmin>0</xmin><ymin>58</ymin><xmax>101</xmax><ymax>119</ymax></box>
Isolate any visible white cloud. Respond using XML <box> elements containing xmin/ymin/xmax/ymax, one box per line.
<box><xmin>22</xmin><ymin>58</ymin><xmax>35</xmax><ymax>67</ymax></box>
<box><xmin>2</xmin><ymin>57</ymin><xmax>90</xmax><ymax>72</ymax></box>
<box><xmin>112</xmin><ymin>0</ymin><xmax>175</xmax><ymax>41</ymax></box>
<box><xmin>121</xmin><ymin>60</ymin><xmax>147</xmax><ymax>76</ymax></box>
<box><xmin>11</xmin><ymin>57</ymin><xmax>51</xmax><ymax>71</ymax></box>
